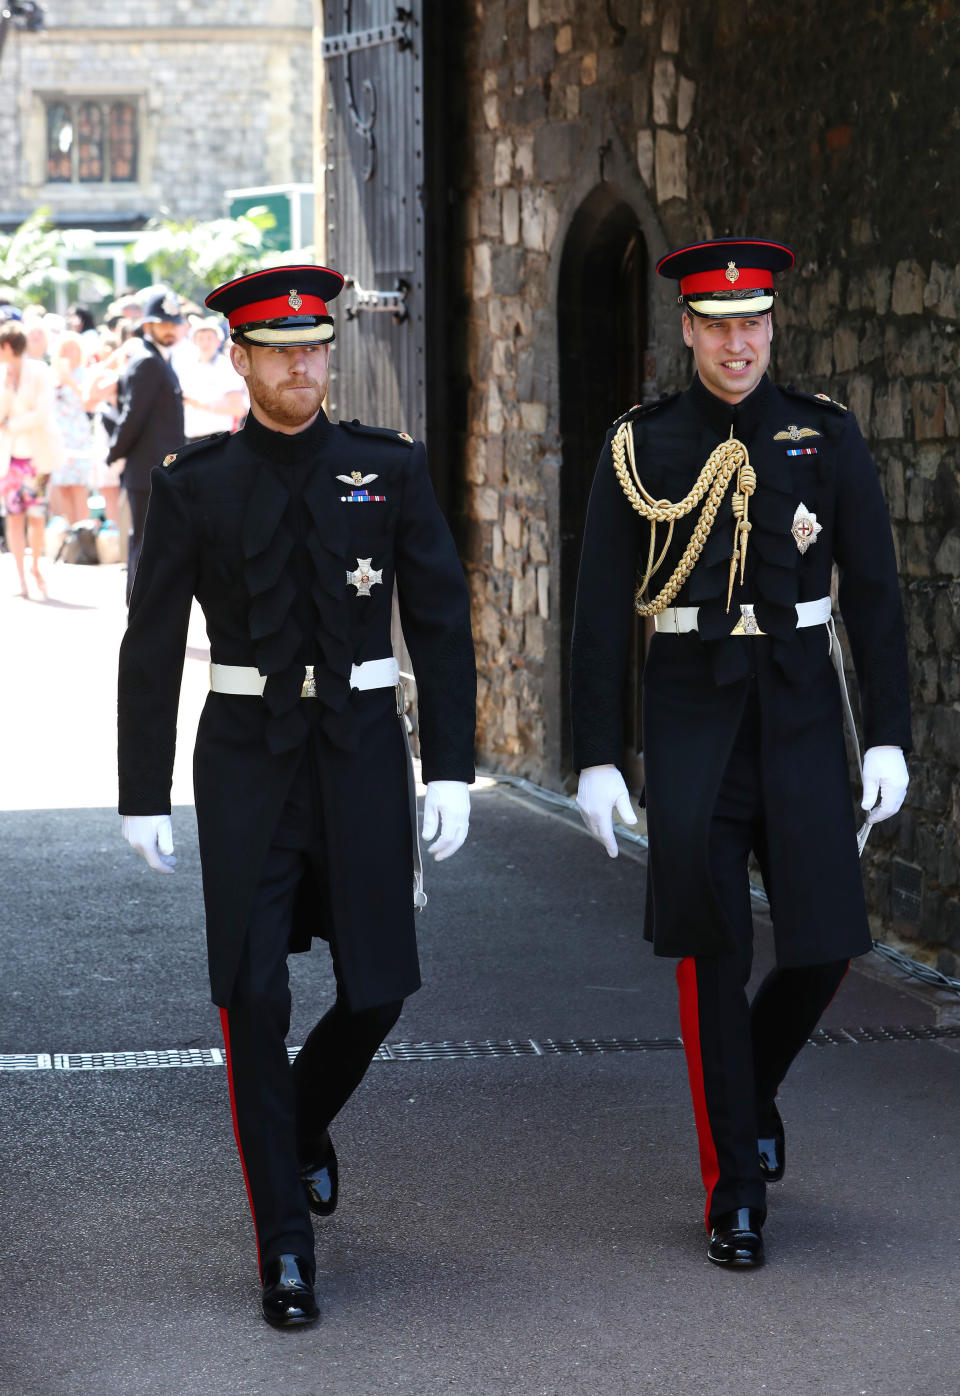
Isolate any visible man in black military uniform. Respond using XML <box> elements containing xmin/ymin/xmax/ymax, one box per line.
<box><xmin>106</xmin><ymin>287</ymin><xmax>186</xmax><ymax>602</ymax></box>
<box><xmin>118</xmin><ymin>266</ymin><xmax>476</xmax><ymax>1326</ymax></box>
<box><xmin>571</xmin><ymin>239</ymin><xmax>910</xmax><ymax>1269</ymax></box>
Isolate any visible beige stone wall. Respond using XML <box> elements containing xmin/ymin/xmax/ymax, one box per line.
<box><xmin>0</xmin><ymin>4</ymin><xmax>313</xmax><ymax>225</ymax></box>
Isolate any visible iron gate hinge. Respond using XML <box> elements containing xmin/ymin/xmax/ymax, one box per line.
<box><xmin>322</xmin><ymin>7</ymin><xmax>414</xmax><ymax>58</ymax></box>
<box><xmin>343</xmin><ymin>277</ymin><xmax>410</xmax><ymax>324</ymax></box>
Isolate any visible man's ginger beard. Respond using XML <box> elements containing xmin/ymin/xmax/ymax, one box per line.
<box><xmin>245</xmin><ymin>355</ymin><xmax>326</xmax><ymax>428</ymax></box>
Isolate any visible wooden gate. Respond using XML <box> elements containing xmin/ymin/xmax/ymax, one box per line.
<box><xmin>322</xmin><ymin>1</ymin><xmax>436</xmax><ymax>740</ymax></box>
<box><xmin>321</xmin><ymin>1</ymin><xmax>425</xmax><ymax>440</ymax></box>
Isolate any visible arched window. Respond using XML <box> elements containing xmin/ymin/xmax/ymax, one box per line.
<box><xmin>46</xmin><ymin>102</ymin><xmax>73</xmax><ymax>183</ymax></box>
<box><xmin>43</xmin><ymin>97</ymin><xmax>139</xmax><ymax>184</ymax></box>
<box><xmin>109</xmin><ymin>102</ymin><xmax>137</xmax><ymax>182</ymax></box>
<box><xmin>77</xmin><ymin>102</ymin><xmax>104</xmax><ymax>182</ymax></box>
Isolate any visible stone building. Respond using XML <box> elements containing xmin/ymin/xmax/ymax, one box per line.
<box><xmin>446</xmin><ymin>0</ymin><xmax>960</xmax><ymax>969</ymax></box>
<box><xmin>0</xmin><ymin>1</ymin><xmax>313</xmax><ymax>234</ymax></box>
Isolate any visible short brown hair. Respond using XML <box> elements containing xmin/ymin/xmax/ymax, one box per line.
<box><xmin>0</xmin><ymin>322</ymin><xmax>27</xmax><ymax>356</ymax></box>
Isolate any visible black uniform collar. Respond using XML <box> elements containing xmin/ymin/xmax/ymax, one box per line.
<box><xmin>689</xmin><ymin>372</ymin><xmax>776</xmax><ymax>441</ymax></box>
<box><xmin>243</xmin><ymin>406</ymin><xmax>331</xmax><ymax>466</ymax></box>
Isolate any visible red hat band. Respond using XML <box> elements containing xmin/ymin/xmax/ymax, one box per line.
<box><xmin>679</xmin><ymin>267</ymin><xmax>773</xmax><ymax>296</ymax></box>
<box><xmin>226</xmin><ymin>291</ymin><xmax>329</xmax><ymax>330</ymax></box>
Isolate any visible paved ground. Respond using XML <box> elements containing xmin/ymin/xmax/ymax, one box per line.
<box><xmin>1</xmin><ymin>554</ymin><xmax>958</xmax><ymax>1396</ymax></box>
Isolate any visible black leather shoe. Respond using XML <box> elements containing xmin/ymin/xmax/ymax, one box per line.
<box><xmin>260</xmin><ymin>1254</ymin><xmax>319</xmax><ymax>1328</ymax></box>
<box><xmin>707</xmin><ymin>1208</ymin><xmax>765</xmax><ymax>1268</ymax></box>
<box><xmin>300</xmin><ymin>1130</ymin><xmax>338</xmax><ymax>1217</ymax></box>
<box><xmin>758</xmin><ymin>1103</ymin><xmax>785</xmax><ymax>1182</ymax></box>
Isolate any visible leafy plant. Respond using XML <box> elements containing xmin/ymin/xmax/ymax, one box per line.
<box><xmin>126</xmin><ymin>208</ymin><xmax>279</xmax><ymax>304</ymax></box>
<box><xmin>0</xmin><ymin>208</ymin><xmax>112</xmax><ymax>306</ymax></box>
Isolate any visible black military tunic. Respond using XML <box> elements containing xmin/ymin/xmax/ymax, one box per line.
<box><xmin>571</xmin><ymin>372</ymin><xmax>911</xmax><ymax>967</ymax></box>
<box><xmin>118</xmin><ymin>408</ymin><xmax>476</xmax><ymax>1012</ymax></box>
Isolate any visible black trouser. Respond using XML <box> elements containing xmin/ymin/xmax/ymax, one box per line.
<box><xmin>220</xmin><ymin>751</ymin><xmax>403</xmax><ymax>1276</ymax></box>
<box><xmin>676</xmin><ymin>687</ymin><xmax>849</xmax><ymax>1228</ymax></box>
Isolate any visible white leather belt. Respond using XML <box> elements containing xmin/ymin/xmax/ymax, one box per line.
<box><xmin>209</xmin><ymin>657</ymin><xmax>400</xmax><ymax>697</ymax></box>
<box><xmin>654</xmin><ymin>596</ymin><xmax>832</xmax><ymax>635</ymax></box>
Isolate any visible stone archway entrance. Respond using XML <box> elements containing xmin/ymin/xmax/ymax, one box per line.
<box><xmin>557</xmin><ymin>185</ymin><xmax>655</xmax><ymax>788</ymax></box>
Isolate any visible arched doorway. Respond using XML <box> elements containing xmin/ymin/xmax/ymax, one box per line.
<box><xmin>558</xmin><ymin>186</ymin><xmax>655</xmax><ymax>789</ymax></box>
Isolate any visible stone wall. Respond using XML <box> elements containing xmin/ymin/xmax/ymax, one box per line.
<box><xmin>0</xmin><ymin>3</ymin><xmax>313</xmax><ymax>226</ymax></box>
<box><xmin>456</xmin><ymin>0</ymin><xmax>960</xmax><ymax>967</ymax></box>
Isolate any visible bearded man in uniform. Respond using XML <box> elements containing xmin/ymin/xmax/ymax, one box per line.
<box><xmin>119</xmin><ymin>266</ymin><xmax>476</xmax><ymax>1325</ymax></box>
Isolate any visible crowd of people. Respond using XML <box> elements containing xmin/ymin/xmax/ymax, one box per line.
<box><xmin>0</xmin><ymin>286</ymin><xmax>248</xmax><ymax>600</ymax></box>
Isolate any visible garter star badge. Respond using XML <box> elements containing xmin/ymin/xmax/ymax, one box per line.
<box><xmin>347</xmin><ymin>558</ymin><xmax>383</xmax><ymax>596</ymax></box>
<box><xmin>791</xmin><ymin>502</ymin><xmax>822</xmax><ymax>555</ymax></box>
<box><xmin>288</xmin><ymin>289</ymin><xmax>303</xmax><ymax>311</ymax></box>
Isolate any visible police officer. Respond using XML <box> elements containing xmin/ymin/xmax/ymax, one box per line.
<box><xmin>118</xmin><ymin>266</ymin><xmax>476</xmax><ymax>1325</ymax></box>
<box><xmin>106</xmin><ymin>286</ymin><xmax>185</xmax><ymax>601</ymax></box>
<box><xmin>571</xmin><ymin>239</ymin><xmax>910</xmax><ymax>1268</ymax></box>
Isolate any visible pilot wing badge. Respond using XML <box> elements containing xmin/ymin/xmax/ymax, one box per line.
<box><xmin>774</xmin><ymin>424</ymin><xmax>821</xmax><ymax>441</ymax></box>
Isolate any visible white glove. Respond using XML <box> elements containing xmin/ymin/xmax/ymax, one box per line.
<box><xmin>122</xmin><ymin>814</ymin><xmax>177</xmax><ymax>874</ymax></box>
<box><xmin>421</xmin><ymin>781</ymin><xmax>470</xmax><ymax>861</ymax></box>
<box><xmin>861</xmin><ymin>746</ymin><xmax>909</xmax><ymax>824</ymax></box>
<box><xmin>576</xmin><ymin>763</ymin><xmax>637</xmax><ymax>858</ymax></box>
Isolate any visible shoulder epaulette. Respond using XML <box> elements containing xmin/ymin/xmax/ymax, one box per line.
<box><xmin>779</xmin><ymin>384</ymin><xmax>848</xmax><ymax>413</ymax></box>
<box><xmin>161</xmin><ymin>432</ymin><xmax>229</xmax><ymax>470</ymax></box>
<box><xmin>339</xmin><ymin>419</ymin><xmax>415</xmax><ymax>446</ymax></box>
<box><xmin>612</xmin><ymin>391</ymin><xmax>682</xmax><ymax>430</ymax></box>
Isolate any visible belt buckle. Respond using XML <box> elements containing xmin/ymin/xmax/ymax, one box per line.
<box><xmin>395</xmin><ymin>679</ymin><xmax>405</xmax><ymax>717</ymax></box>
<box><xmin>731</xmin><ymin>603</ymin><xmax>765</xmax><ymax>637</ymax></box>
<box><xmin>301</xmin><ymin>664</ymin><xmax>316</xmax><ymax>698</ymax></box>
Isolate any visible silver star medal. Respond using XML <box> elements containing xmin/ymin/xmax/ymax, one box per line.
<box><xmin>791</xmin><ymin>502</ymin><xmax>822</xmax><ymax>555</ymax></box>
<box><xmin>347</xmin><ymin>557</ymin><xmax>383</xmax><ymax>596</ymax></box>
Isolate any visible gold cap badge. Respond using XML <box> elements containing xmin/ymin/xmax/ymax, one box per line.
<box><xmin>288</xmin><ymin>289</ymin><xmax>303</xmax><ymax>311</ymax></box>
<box><xmin>725</xmin><ymin>262</ymin><xmax>740</xmax><ymax>284</ymax></box>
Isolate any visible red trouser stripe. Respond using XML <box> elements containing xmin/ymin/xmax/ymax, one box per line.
<box><xmin>676</xmin><ymin>958</ymin><xmax>720</xmax><ymax>1231</ymax></box>
<box><xmin>219</xmin><ymin>1007</ymin><xmax>263</xmax><ymax>1279</ymax></box>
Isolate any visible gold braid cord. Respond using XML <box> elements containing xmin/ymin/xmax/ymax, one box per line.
<box><xmin>610</xmin><ymin>421</ymin><xmax>756</xmax><ymax>616</ymax></box>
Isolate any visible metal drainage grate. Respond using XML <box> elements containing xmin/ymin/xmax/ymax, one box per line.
<box><xmin>808</xmin><ymin>1024</ymin><xmax>960</xmax><ymax>1046</ymax></box>
<box><xmin>51</xmin><ymin>1048</ymin><xmax>224</xmax><ymax>1072</ymax></box>
<box><xmin>2</xmin><ymin>1026</ymin><xmax>958</xmax><ymax>1072</ymax></box>
<box><xmin>371</xmin><ymin>1036</ymin><xmax>688</xmax><ymax>1062</ymax></box>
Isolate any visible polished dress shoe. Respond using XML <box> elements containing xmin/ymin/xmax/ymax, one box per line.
<box><xmin>300</xmin><ymin>1130</ymin><xmax>338</xmax><ymax>1217</ymax></box>
<box><xmin>758</xmin><ymin>1103</ymin><xmax>785</xmax><ymax>1182</ymax></box>
<box><xmin>260</xmin><ymin>1254</ymin><xmax>319</xmax><ymax>1328</ymax></box>
<box><xmin>707</xmin><ymin>1208</ymin><xmax>765</xmax><ymax>1268</ymax></box>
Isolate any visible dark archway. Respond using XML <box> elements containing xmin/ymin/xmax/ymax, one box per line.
<box><xmin>558</xmin><ymin>185</ymin><xmax>654</xmax><ymax>787</ymax></box>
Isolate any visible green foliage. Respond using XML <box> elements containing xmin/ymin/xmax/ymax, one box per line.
<box><xmin>0</xmin><ymin>208</ymin><xmax>112</xmax><ymax>306</ymax></box>
<box><xmin>126</xmin><ymin>208</ymin><xmax>280</xmax><ymax>304</ymax></box>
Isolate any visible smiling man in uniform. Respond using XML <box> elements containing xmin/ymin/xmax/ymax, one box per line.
<box><xmin>571</xmin><ymin>238</ymin><xmax>911</xmax><ymax>1268</ymax></box>
<box><xmin>118</xmin><ymin>266</ymin><xmax>476</xmax><ymax>1326</ymax></box>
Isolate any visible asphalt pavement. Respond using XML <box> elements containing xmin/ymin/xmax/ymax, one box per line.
<box><xmin>1</xmin><ymin>553</ymin><xmax>958</xmax><ymax>1396</ymax></box>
